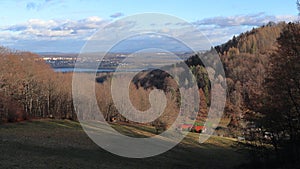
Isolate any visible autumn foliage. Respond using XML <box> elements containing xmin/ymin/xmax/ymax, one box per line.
<box><xmin>0</xmin><ymin>48</ymin><xmax>75</xmax><ymax>122</ymax></box>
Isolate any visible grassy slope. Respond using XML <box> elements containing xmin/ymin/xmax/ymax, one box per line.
<box><xmin>0</xmin><ymin>120</ymin><xmax>249</xmax><ymax>169</ymax></box>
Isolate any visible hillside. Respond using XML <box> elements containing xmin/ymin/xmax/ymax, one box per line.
<box><xmin>0</xmin><ymin>119</ymin><xmax>249</xmax><ymax>169</ymax></box>
<box><xmin>212</xmin><ymin>22</ymin><xmax>288</xmax><ymax>133</ymax></box>
<box><xmin>212</xmin><ymin>22</ymin><xmax>300</xmax><ymax>169</ymax></box>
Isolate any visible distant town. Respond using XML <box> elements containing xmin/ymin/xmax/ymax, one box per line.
<box><xmin>38</xmin><ymin>52</ymin><xmax>196</xmax><ymax>69</ymax></box>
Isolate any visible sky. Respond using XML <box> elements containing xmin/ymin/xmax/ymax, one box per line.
<box><xmin>0</xmin><ymin>0</ymin><xmax>298</xmax><ymax>53</ymax></box>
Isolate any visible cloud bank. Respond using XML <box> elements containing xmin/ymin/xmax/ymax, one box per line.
<box><xmin>0</xmin><ymin>13</ymin><xmax>298</xmax><ymax>52</ymax></box>
<box><xmin>194</xmin><ymin>13</ymin><xmax>298</xmax><ymax>27</ymax></box>
<box><xmin>2</xmin><ymin>16</ymin><xmax>108</xmax><ymax>40</ymax></box>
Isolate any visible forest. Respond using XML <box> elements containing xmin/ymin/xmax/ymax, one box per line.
<box><xmin>216</xmin><ymin>22</ymin><xmax>300</xmax><ymax>168</ymax></box>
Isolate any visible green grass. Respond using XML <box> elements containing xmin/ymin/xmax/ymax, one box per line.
<box><xmin>0</xmin><ymin>119</ymin><xmax>250</xmax><ymax>169</ymax></box>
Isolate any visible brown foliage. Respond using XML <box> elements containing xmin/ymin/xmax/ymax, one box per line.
<box><xmin>0</xmin><ymin>48</ymin><xmax>75</xmax><ymax>122</ymax></box>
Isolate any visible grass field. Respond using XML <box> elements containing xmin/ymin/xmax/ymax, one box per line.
<box><xmin>0</xmin><ymin>119</ymin><xmax>249</xmax><ymax>169</ymax></box>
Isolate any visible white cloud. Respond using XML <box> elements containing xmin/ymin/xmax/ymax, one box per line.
<box><xmin>86</xmin><ymin>16</ymin><xmax>102</xmax><ymax>22</ymax></box>
<box><xmin>1</xmin><ymin>16</ymin><xmax>108</xmax><ymax>40</ymax></box>
<box><xmin>192</xmin><ymin>13</ymin><xmax>299</xmax><ymax>46</ymax></box>
<box><xmin>275</xmin><ymin>15</ymin><xmax>299</xmax><ymax>23</ymax></box>
<box><xmin>194</xmin><ymin>13</ymin><xmax>298</xmax><ymax>28</ymax></box>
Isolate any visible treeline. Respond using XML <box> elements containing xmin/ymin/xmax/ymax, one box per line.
<box><xmin>0</xmin><ymin>48</ymin><xmax>75</xmax><ymax>122</ymax></box>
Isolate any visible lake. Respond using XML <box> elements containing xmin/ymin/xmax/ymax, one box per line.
<box><xmin>54</xmin><ymin>67</ymin><xmax>145</xmax><ymax>73</ymax></box>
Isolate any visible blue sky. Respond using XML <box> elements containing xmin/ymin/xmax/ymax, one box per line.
<box><xmin>0</xmin><ymin>0</ymin><xmax>298</xmax><ymax>53</ymax></box>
